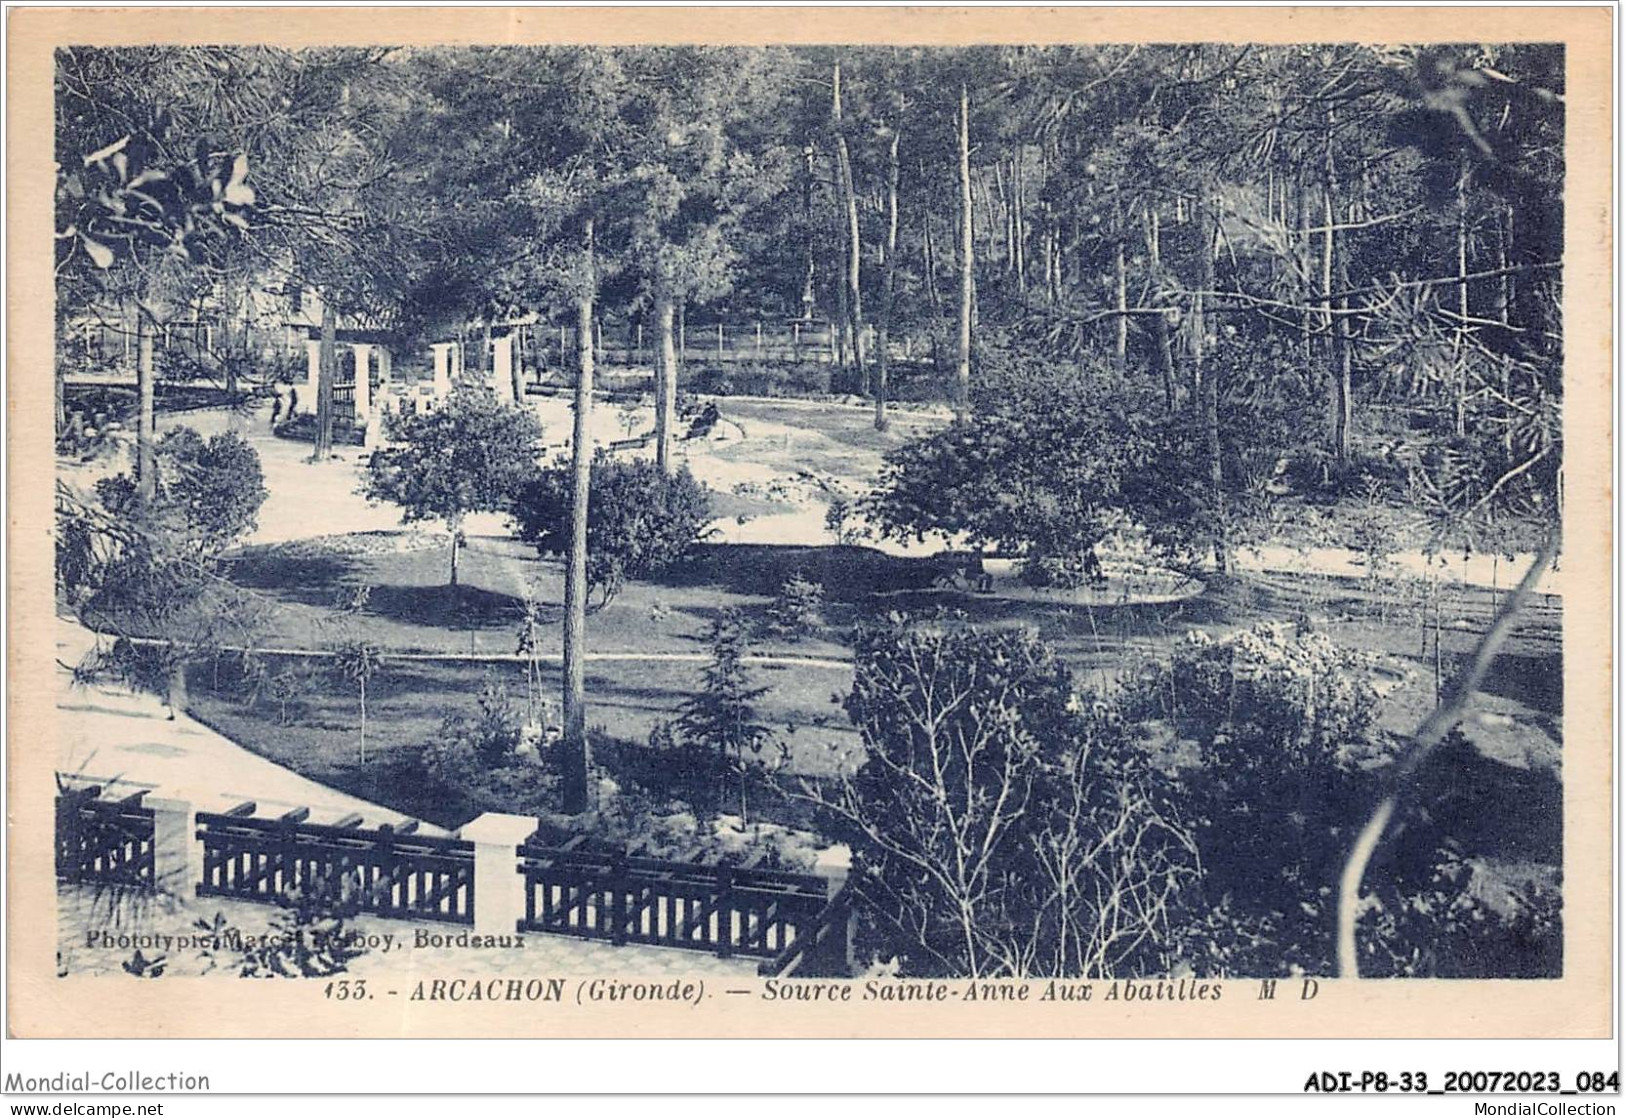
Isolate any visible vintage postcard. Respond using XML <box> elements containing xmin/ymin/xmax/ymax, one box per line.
<box><xmin>5</xmin><ymin>5</ymin><xmax>1613</xmax><ymax>1043</ymax></box>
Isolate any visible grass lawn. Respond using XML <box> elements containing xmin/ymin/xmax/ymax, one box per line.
<box><xmin>221</xmin><ymin>534</ymin><xmax>901</xmax><ymax>660</ymax></box>
<box><xmin>188</xmin><ymin>536</ymin><xmax>1563</xmax><ymax>883</ymax></box>
<box><xmin>187</xmin><ymin>649</ymin><xmax>861</xmax><ymax>830</ymax></box>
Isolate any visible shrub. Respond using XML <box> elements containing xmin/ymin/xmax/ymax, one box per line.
<box><xmin>765</xmin><ymin>571</ymin><xmax>824</xmax><ymax>639</ymax></box>
<box><xmin>421</xmin><ymin>720</ymin><xmax>481</xmax><ymax>789</ymax></box>
<box><xmin>1018</xmin><ymin>551</ymin><xmax>1105</xmax><ymax>591</ymax></box>
<box><xmin>824</xmin><ymin>495</ymin><xmax>861</xmax><ymax>545</ymax></box>
<box><xmin>87</xmin><ymin>636</ymin><xmax>179</xmax><ymax>703</ymax></box>
<box><xmin>207</xmin><ymin>870</ymin><xmax>372</xmax><ymax>979</ymax></box>
<box><xmin>274</xmin><ymin>412</ymin><xmax>364</xmax><ymax>447</ymax></box>
<box><xmin>1122</xmin><ymin>623</ymin><xmax>1381</xmax><ymax>972</ymax></box>
<box><xmin>63</xmin><ymin>425</ymin><xmax>267</xmax><ymax>615</ymax></box>
<box><xmin>1124</xmin><ymin>622</ymin><xmax>1377</xmax><ymax>772</ymax></box>
<box><xmin>513</xmin><ymin>453</ymin><xmax>712</xmax><ymax>606</ymax></box>
<box><xmin>867</xmin><ymin>362</ymin><xmax>1148</xmax><ymax>560</ymax></box>
<box><xmin>805</xmin><ymin>612</ymin><xmax>1196</xmax><ymax>978</ymax></box>
<box><xmin>264</xmin><ymin>662</ymin><xmax>318</xmax><ymax>726</ymax></box>
<box><xmin>465</xmin><ymin>675</ymin><xmax>524</xmax><ymax>765</ymax></box>
<box><xmin>363</xmin><ymin>387</ymin><xmax>544</xmax><ymax>585</ymax></box>
<box><xmin>421</xmin><ymin>679</ymin><xmax>561</xmax><ymax>814</ymax></box>
<box><xmin>689</xmin><ymin>360</ymin><xmax>831</xmax><ymax>398</ymax></box>
<box><xmin>1357</xmin><ymin>841</ymin><xmax>1562</xmax><ymax>978</ymax></box>
<box><xmin>643</xmin><ymin>718</ymin><xmax>729</xmax><ymax>817</ymax></box>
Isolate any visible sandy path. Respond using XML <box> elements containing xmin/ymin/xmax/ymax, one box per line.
<box><xmin>55</xmin><ymin>619</ymin><xmax>439</xmax><ymax>832</ymax></box>
<box><xmin>65</xmin><ymin>400</ymin><xmax>1562</xmax><ymax>597</ymax></box>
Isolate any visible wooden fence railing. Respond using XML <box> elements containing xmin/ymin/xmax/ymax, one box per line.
<box><xmin>55</xmin><ymin>785</ymin><xmax>156</xmax><ymax>890</ymax></box>
<box><xmin>757</xmin><ymin>882</ymin><xmax>857</xmax><ymax>978</ymax></box>
<box><xmin>57</xmin><ymin>791</ymin><xmax>854</xmax><ymax>968</ymax></box>
<box><xmin>517</xmin><ymin>836</ymin><xmax>831</xmax><ymax>960</ymax></box>
<box><xmin>196</xmin><ymin>807</ymin><xmax>475</xmax><ymax>924</ymax></box>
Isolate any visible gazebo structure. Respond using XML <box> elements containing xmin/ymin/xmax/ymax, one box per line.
<box><xmin>297</xmin><ymin>326</ymin><xmax>396</xmax><ymax>426</ymax></box>
<box><xmin>286</xmin><ymin>291</ymin><xmax>546</xmax><ymax>445</ymax></box>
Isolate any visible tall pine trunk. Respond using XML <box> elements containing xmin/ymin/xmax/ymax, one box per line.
<box><xmin>224</xmin><ymin>272</ymin><xmax>242</xmax><ymax>397</ymax></box>
<box><xmin>358</xmin><ymin>675</ymin><xmax>368</xmax><ymax>764</ymax></box>
<box><xmin>1453</xmin><ymin>161</ymin><xmax>1471</xmax><ymax>438</ymax></box>
<box><xmin>834</xmin><ymin>232</ymin><xmax>850</xmax><ymax>373</ymax></box>
<box><xmin>1013</xmin><ymin>151</ymin><xmax>1027</xmax><ymax>294</ymax></box>
<box><xmin>996</xmin><ymin>160</ymin><xmax>1012</xmax><ymax>275</ymax></box>
<box><xmin>955</xmin><ymin>82</ymin><xmax>974</xmax><ymax>419</ymax></box>
<box><xmin>922</xmin><ymin>182</ymin><xmax>941</xmax><ymax>313</ymax></box>
<box><xmin>832</xmin><ymin>63</ymin><xmax>866</xmax><ymax>391</ymax></box>
<box><xmin>1325</xmin><ymin>181</ymin><xmax>1352</xmax><ymax>461</ymax></box>
<box><xmin>654</xmin><ymin>290</ymin><xmax>677</xmax><ymax>474</ymax></box>
<box><xmin>1114</xmin><ymin>237</ymin><xmax>1129</xmax><ymax>375</ymax></box>
<box><xmin>55</xmin><ymin>357</ymin><xmax>66</xmax><ymax>440</ymax></box>
<box><xmin>801</xmin><ymin>144</ymin><xmax>817</xmax><ymax>320</ymax></box>
<box><xmin>876</xmin><ymin>128</ymin><xmax>900</xmax><ymax>431</ymax></box>
<box><xmin>134</xmin><ymin>299</ymin><xmax>156</xmax><ymax>500</ymax></box>
<box><xmin>1322</xmin><ymin>117</ymin><xmax>1353</xmax><ymax>461</ymax></box>
<box><xmin>1155</xmin><ymin>312</ymin><xmax>1177</xmax><ymax>412</ymax></box>
<box><xmin>560</xmin><ymin>219</ymin><xmax>596</xmax><ymax>815</ymax></box>
<box><xmin>1193</xmin><ymin>199</ymin><xmax>1227</xmax><ymax>574</ymax></box>
<box><xmin>314</xmin><ymin>294</ymin><xmax>336</xmax><ymax>460</ymax></box>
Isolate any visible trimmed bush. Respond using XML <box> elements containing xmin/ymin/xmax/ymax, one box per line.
<box><xmin>513</xmin><ymin>453</ymin><xmax>712</xmax><ymax>607</ymax></box>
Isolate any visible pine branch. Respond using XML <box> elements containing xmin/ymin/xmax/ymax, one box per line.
<box><xmin>1335</xmin><ymin>528</ymin><xmax>1559</xmax><ymax>978</ymax></box>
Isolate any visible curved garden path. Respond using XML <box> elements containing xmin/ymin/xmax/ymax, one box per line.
<box><xmin>54</xmin><ymin>617</ymin><xmax>442</xmax><ymax>832</ymax></box>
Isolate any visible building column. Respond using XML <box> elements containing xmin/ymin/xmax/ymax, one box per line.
<box><xmin>147</xmin><ymin>796</ymin><xmax>201</xmax><ymax>899</ymax></box>
<box><xmin>303</xmin><ymin>338</ymin><xmax>322</xmax><ymax>415</ymax></box>
<box><xmin>431</xmin><ymin>344</ymin><xmax>452</xmax><ymax>399</ymax></box>
<box><xmin>364</xmin><ymin>408</ymin><xmax>384</xmax><ymax>451</ymax></box>
<box><xmin>351</xmin><ymin>343</ymin><xmax>372</xmax><ymax>423</ymax></box>
<box><xmin>461</xmin><ymin>812</ymin><xmax>537</xmax><ymax>935</ymax></box>
<box><xmin>492</xmin><ymin>334</ymin><xmax>515</xmax><ymax>404</ymax></box>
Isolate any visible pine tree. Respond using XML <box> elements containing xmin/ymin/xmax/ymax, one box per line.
<box><xmin>677</xmin><ymin>609</ymin><xmax>773</xmax><ymax>824</ymax></box>
<box><xmin>766</xmin><ymin>570</ymin><xmax>825</xmax><ymax>640</ymax></box>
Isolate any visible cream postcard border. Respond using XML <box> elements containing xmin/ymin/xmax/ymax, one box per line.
<box><xmin>5</xmin><ymin>4</ymin><xmax>1613</xmax><ymax>1040</ymax></box>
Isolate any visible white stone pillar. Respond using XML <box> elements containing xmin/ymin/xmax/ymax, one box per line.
<box><xmin>304</xmin><ymin>338</ymin><xmax>321</xmax><ymax>414</ymax></box>
<box><xmin>351</xmin><ymin>344</ymin><xmax>372</xmax><ymax>423</ymax></box>
<box><xmin>147</xmin><ymin>795</ymin><xmax>201</xmax><ymax>899</ymax></box>
<box><xmin>431</xmin><ymin>344</ymin><xmax>452</xmax><ymax>399</ymax></box>
<box><xmin>461</xmin><ymin>812</ymin><xmax>537</xmax><ymax>936</ymax></box>
<box><xmin>813</xmin><ymin>844</ymin><xmax>852</xmax><ymax>892</ymax></box>
<box><xmin>492</xmin><ymin>334</ymin><xmax>515</xmax><ymax>404</ymax></box>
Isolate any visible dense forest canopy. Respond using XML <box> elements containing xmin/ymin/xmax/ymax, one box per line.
<box><xmin>56</xmin><ymin>41</ymin><xmax>1564</xmax><ymax>552</ymax></box>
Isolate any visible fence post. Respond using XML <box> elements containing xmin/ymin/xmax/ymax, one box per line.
<box><xmin>147</xmin><ymin>796</ymin><xmax>199</xmax><ymax>898</ymax></box>
<box><xmin>462</xmin><ymin>813</ymin><xmax>537</xmax><ymax>935</ymax></box>
<box><xmin>608</xmin><ymin>851</ymin><xmax>628</xmax><ymax>946</ymax></box>
<box><xmin>812</xmin><ymin>844</ymin><xmax>855</xmax><ymax>975</ymax></box>
<box><xmin>714</xmin><ymin>866</ymin><xmax>734</xmax><ymax>959</ymax></box>
<box><xmin>830</xmin><ymin>890</ymin><xmax>858</xmax><ymax>977</ymax></box>
<box><xmin>716</xmin><ymin>322</ymin><xmax>724</xmax><ymax>361</ymax></box>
